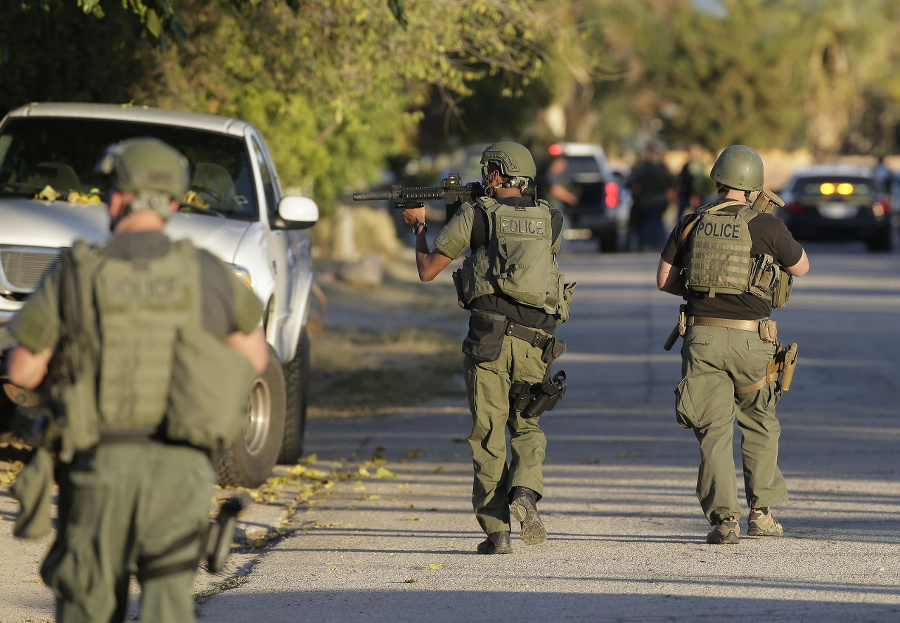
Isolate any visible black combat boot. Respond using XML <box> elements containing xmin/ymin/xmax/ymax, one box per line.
<box><xmin>509</xmin><ymin>486</ymin><xmax>547</xmax><ymax>545</ymax></box>
<box><xmin>477</xmin><ymin>531</ymin><xmax>512</xmax><ymax>554</ymax></box>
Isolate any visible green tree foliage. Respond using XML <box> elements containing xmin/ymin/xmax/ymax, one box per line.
<box><xmin>587</xmin><ymin>0</ymin><xmax>900</xmax><ymax>158</ymax></box>
<box><xmin>144</xmin><ymin>0</ymin><xmax>552</xmax><ymax>211</ymax></box>
<box><xmin>7</xmin><ymin>0</ymin><xmax>900</xmax><ymax>210</ymax></box>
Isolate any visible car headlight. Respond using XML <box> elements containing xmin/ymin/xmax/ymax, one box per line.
<box><xmin>229</xmin><ymin>264</ymin><xmax>253</xmax><ymax>289</ymax></box>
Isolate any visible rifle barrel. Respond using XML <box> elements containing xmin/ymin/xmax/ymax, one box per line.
<box><xmin>353</xmin><ymin>186</ymin><xmax>449</xmax><ymax>202</ymax></box>
<box><xmin>352</xmin><ymin>191</ymin><xmax>392</xmax><ymax>201</ymax></box>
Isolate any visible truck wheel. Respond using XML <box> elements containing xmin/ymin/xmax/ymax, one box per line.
<box><xmin>278</xmin><ymin>326</ymin><xmax>309</xmax><ymax>464</ymax></box>
<box><xmin>216</xmin><ymin>345</ymin><xmax>286</xmax><ymax>488</ymax></box>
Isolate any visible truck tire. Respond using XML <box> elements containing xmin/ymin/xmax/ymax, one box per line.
<box><xmin>216</xmin><ymin>345</ymin><xmax>286</xmax><ymax>488</ymax></box>
<box><xmin>278</xmin><ymin>326</ymin><xmax>309</xmax><ymax>464</ymax></box>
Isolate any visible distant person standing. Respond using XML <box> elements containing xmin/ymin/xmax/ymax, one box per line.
<box><xmin>546</xmin><ymin>156</ymin><xmax>578</xmax><ymax>249</ymax></box>
<box><xmin>628</xmin><ymin>143</ymin><xmax>674</xmax><ymax>250</ymax></box>
<box><xmin>873</xmin><ymin>156</ymin><xmax>893</xmax><ymax>195</ymax></box>
<box><xmin>677</xmin><ymin>144</ymin><xmax>711</xmax><ymax>216</ymax></box>
<box><xmin>547</xmin><ymin>156</ymin><xmax>579</xmax><ymax>211</ymax></box>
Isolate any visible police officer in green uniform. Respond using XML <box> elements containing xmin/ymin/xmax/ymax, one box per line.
<box><xmin>401</xmin><ymin>142</ymin><xmax>573</xmax><ymax>554</ymax></box>
<box><xmin>656</xmin><ymin>145</ymin><xmax>810</xmax><ymax>544</ymax></box>
<box><xmin>7</xmin><ymin>138</ymin><xmax>269</xmax><ymax>622</ymax></box>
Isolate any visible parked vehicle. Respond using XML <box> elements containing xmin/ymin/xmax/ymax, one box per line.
<box><xmin>778</xmin><ymin>164</ymin><xmax>892</xmax><ymax>252</ymax></box>
<box><xmin>0</xmin><ymin>102</ymin><xmax>319</xmax><ymax>487</ymax></box>
<box><xmin>540</xmin><ymin>142</ymin><xmax>626</xmax><ymax>252</ymax></box>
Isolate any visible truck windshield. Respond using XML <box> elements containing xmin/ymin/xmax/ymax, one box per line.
<box><xmin>0</xmin><ymin>117</ymin><xmax>258</xmax><ymax>220</ymax></box>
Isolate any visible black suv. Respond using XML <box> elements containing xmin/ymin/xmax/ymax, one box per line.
<box><xmin>779</xmin><ymin>164</ymin><xmax>893</xmax><ymax>252</ymax></box>
<box><xmin>538</xmin><ymin>142</ymin><xmax>626</xmax><ymax>252</ymax></box>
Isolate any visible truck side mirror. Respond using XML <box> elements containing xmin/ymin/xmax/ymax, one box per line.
<box><xmin>274</xmin><ymin>195</ymin><xmax>319</xmax><ymax>230</ymax></box>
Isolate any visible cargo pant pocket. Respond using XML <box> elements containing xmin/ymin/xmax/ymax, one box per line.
<box><xmin>674</xmin><ymin>377</ymin><xmax>702</xmax><ymax>429</ymax></box>
<box><xmin>41</xmin><ymin>475</ymin><xmax>105</xmax><ymax>607</ymax></box>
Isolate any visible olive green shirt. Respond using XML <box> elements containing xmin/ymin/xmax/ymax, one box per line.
<box><xmin>8</xmin><ymin>232</ymin><xmax>262</xmax><ymax>353</ymax></box>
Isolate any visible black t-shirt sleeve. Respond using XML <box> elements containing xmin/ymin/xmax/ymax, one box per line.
<box><xmin>660</xmin><ymin>214</ymin><xmax>696</xmax><ymax>267</ymax></box>
<box><xmin>749</xmin><ymin>213</ymin><xmax>804</xmax><ymax>268</ymax></box>
<box><xmin>550</xmin><ymin>207</ymin><xmax>564</xmax><ymax>243</ymax></box>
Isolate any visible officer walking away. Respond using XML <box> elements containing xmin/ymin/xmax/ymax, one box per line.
<box><xmin>627</xmin><ymin>143</ymin><xmax>674</xmax><ymax>251</ymax></box>
<box><xmin>7</xmin><ymin>138</ymin><xmax>268</xmax><ymax>622</ymax></box>
<box><xmin>401</xmin><ymin>142</ymin><xmax>574</xmax><ymax>554</ymax></box>
<box><xmin>656</xmin><ymin>145</ymin><xmax>809</xmax><ymax>544</ymax></box>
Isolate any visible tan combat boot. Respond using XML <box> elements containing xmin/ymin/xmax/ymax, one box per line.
<box><xmin>747</xmin><ymin>508</ymin><xmax>784</xmax><ymax>536</ymax></box>
<box><xmin>706</xmin><ymin>517</ymin><xmax>740</xmax><ymax>544</ymax></box>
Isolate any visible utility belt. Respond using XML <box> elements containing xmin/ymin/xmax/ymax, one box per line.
<box><xmin>462</xmin><ymin>309</ymin><xmax>568</xmax><ymax>418</ymax></box>
<box><xmin>688</xmin><ymin>315</ymin><xmax>779</xmax><ymax>343</ymax></box>
<box><xmin>68</xmin><ymin>428</ymin><xmax>211</xmax><ymax>471</ymax></box>
<box><xmin>663</xmin><ymin>307</ymin><xmax>798</xmax><ymax>393</ymax></box>
<box><xmin>462</xmin><ymin>310</ymin><xmax>566</xmax><ymax>364</ymax></box>
<box><xmin>664</xmin><ymin>306</ymin><xmax>779</xmax><ymax>350</ymax></box>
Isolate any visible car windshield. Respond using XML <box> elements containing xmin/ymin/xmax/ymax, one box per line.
<box><xmin>791</xmin><ymin>175</ymin><xmax>874</xmax><ymax>198</ymax></box>
<box><xmin>564</xmin><ymin>155</ymin><xmax>602</xmax><ymax>176</ymax></box>
<box><xmin>0</xmin><ymin>117</ymin><xmax>258</xmax><ymax>220</ymax></box>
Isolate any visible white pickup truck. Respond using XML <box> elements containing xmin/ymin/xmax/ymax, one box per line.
<box><xmin>0</xmin><ymin>102</ymin><xmax>319</xmax><ymax>488</ymax></box>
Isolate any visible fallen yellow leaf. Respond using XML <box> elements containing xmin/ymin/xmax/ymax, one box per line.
<box><xmin>375</xmin><ymin>467</ymin><xmax>397</xmax><ymax>479</ymax></box>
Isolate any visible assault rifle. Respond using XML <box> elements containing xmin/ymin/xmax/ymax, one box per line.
<box><xmin>352</xmin><ymin>172</ymin><xmax>536</xmax><ymax>220</ymax></box>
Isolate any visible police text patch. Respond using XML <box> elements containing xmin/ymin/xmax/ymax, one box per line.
<box><xmin>500</xmin><ymin>216</ymin><xmax>545</xmax><ymax>236</ymax></box>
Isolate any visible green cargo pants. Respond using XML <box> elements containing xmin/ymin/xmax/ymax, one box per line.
<box><xmin>464</xmin><ymin>333</ymin><xmax>548</xmax><ymax>535</ymax></box>
<box><xmin>675</xmin><ymin>324</ymin><xmax>788</xmax><ymax>525</ymax></box>
<box><xmin>42</xmin><ymin>443</ymin><xmax>215</xmax><ymax>623</ymax></box>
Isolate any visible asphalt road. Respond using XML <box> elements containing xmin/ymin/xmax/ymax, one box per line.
<box><xmin>2</xmin><ymin>239</ymin><xmax>899</xmax><ymax>622</ymax></box>
<box><xmin>197</xmin><ymin>241</ymin><xmax>900</xmax><ymax>622</ymax></box>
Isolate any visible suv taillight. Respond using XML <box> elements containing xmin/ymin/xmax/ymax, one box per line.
<box><xmin>872</xmin><ymin>199</ymin><xmax>890</xmax><ymax>218</ymax></box>
<box><xmin>605</xmin><ymin>181</ymin><xmax>620</xmax><ymax>208</ymax></box>
<box><xmin>787</xmin><ymin>200</ymin><xmax>804</xmax><ymax>215</ymax></box>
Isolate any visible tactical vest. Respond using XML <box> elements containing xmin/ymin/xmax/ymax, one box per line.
<box><xmin>454</xmin><ymin>197</ymin><xmax>572</xmax><ymax>322</ymax></box>
<box><xmin>53</xmin><ymin>239</ymin><xmax>203</xmax><ymax>452</ymax></box>
<box><xmin>682</xmin><ymin>201</ymin><xmax>767</xmax><ymax>298</ymax></box>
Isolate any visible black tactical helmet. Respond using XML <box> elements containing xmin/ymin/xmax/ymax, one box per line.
<box><xmin>480</xmin><ymin>142</ymin><xmax>537</xmax><ymax>181</ymax></box>
<box><xmin>97</xmin><ymin>137</ymin><xmax>190</xmax><ymax>219</ymax></box>
<box><xmin>710</xmin><ymin>145</ymin><xmax>764</xmax><ymax>192</ymax></box>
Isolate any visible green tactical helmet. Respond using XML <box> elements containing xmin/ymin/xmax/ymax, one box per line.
<box><xmin>480</xmin><ymin>142</ymin><xmax>537</xmax><ymax>180</ymax></box>
<box><xmin>710</xmin><ymin>145</ymin><xmax>764</xmax><ymax>191</ymax></box>
<box><xmin>97</xmin><ymin>137</ymin><xmax>190</xmax><ymax>218</ymax></box>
